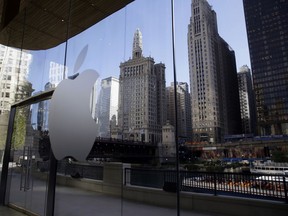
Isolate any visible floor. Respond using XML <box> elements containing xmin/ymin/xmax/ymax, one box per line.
<box><xmin>1</xmin><ymin>185</ymin><xmax>221</xmax><ymax>216</ymax></box>
<box><xmin>0</xmin><ymin>206</ymin><xmax>26</xmax><ymax>216</ymax></box>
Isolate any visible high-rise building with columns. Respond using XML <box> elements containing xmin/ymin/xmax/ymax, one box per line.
<box><xmin>118</xmin><ymin>29</ymin><xmax>166</xmax><ymax>143</ymax></box>
<box><xmin>188</xmin><ymin>0</ymin><xmax>241</xmax><ymax>143</ymax></box>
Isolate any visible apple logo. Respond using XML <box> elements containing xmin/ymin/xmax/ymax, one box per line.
<box><xmin>48</xmin><ymin>45</ymin><xmax>99</xmax><ymax>161</ymax></box>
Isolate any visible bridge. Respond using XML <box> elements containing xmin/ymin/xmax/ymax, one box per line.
<box><xmin>39</xmin><ymin>135</ymin><xmax>158</xmax><ymax>163</ymax></box>
<box><xmin>87</xmin><ymin>137</ymin><xmax>158</xmax><ymax>163</ymax></box>
<box><xmin>185</xmin><ymin>138</ymin><xmax>288</xmax><ymax>160</ymax></box>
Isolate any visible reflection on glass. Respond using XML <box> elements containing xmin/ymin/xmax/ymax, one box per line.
<box><xmin>53</xmin><ymin>0</ymin><xmax>177</xmax><ymax>215</ymax></box>
<box><xmin>0</xmin><ymin>46</ymin><xmax>33</xmax><ymax>151</ymax></box>
<box><xmin>8</xmin><ymin>103</ymin><xmax>51</xmax><ymax>215</ymax></box>
<box><xmin>1</xmin><ymin>0</ymin><xmax>178</xmax><ymax>214</ymax></box>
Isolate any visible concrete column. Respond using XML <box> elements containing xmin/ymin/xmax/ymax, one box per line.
<box><xmin>102</xmin><ymin>162</ymin><xmax>130</xmax><ymax>195</ymax></box>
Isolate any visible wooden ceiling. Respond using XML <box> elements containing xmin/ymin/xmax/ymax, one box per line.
<box><xmin>0</xmin><ymin>0</ymin><xmax>133</xmax><ymax>50</ymax></box>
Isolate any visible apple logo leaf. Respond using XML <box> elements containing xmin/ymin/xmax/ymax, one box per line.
<box><xmin>73</xmin><ymin>44</ymin><xmax>88</xmax><ymax>75</ymax></box>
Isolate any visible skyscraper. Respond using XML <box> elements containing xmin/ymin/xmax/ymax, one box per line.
<box><xmin>118</xmin><ymin>29</ymin><xmax>166</xmax><ymax>143</ymax></box>
<box><xmin>36</xmin><ymin>62</ymin><xmax>68</xmax><ymax>131</ymax></box>
<box><xmin>188</xmin><ymin>0</ymin><xmax>241</xmax><ymax>143</ymax></box>
<box><xmin>218</xmin><ymin>37</ymin><xmax>242</xmax><ymax>136</ymax></box>
<box><xmin>166</xmin><ymin>82</ymin><xmax>192</xmax><ymax>138</ymax></box>
<box><xmin>49</xmin><ymin>61</ymin><xmax>68</xmax><ymax>87</ymax></box>
<box><xmin>237</xmin><ymin>65</ymin><xmax>256</xmax><ymax>135</ymax></box>
<box><xmin>0</xmin><ymin>45</ymin><xmax>32</xmax><ymax>149</ymax></box>
<box><xmin>0</xmin><ymin>45</ymin><xmax>33</xmax><ymax>115</ymax></box>
<box><xmin>95</xmin><ymin>77</ymin><xmax>119</xmax><ymax>138</ymax></box>
<box><xmin>243</xmin><ymin>0</ymin><xmax>288</xmax><ymax>135</ymax></box>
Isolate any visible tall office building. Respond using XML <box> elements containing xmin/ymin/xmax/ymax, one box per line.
<box><xmin>118</xmin><ymin>29</ymin><xmax>166</xmax><ymax>143</ymax></box>
<box><xmin>243</xmin><ymin>0</ymin><xmax>288</xmax><ymax>135</ymax></box>
<box><xmin>49</xmin><ymin>61</ymin><xmax>68</xmax><ymax>87</ymax></box>
<box><xmin>36</xmin><ymin>62</ymin><xmax>67</xmax><ymax>131</ymax></box>
<box><xmin>0</xmin><ymin>45</ymin><xmax>32</xmax><ymax>149</ymax></box>
<box><xmin>36</xmin><ymin>82</ymin><xmax>54</xmax><ymax>131</ymax></box>
<box><xmin>95</xmin><ymin>77</ymin><xmax>119</xmax><ymax>138</ymax></box>
<box><xmin>238</xmin><ymin>65</ymin><xmax>256</xmax><ymax>135</ymax></box>
<box><xmin>218</xmin><ymin>37</ymin><xmax>242</xmax><ymax>136</ymax></box>
<box><xmin>166</xmin><ymin>82</ymin><xmax>192</xmax><ymax>138</ymax></box>
<box><xmin>188</xmin><ymin>0</ymin><xmax>241</xmax><ymax>143</ymax></box>
<box><xmin>0</xmin><ymin>45</ymin><xmax>33</xmax><ymax>114</ymax></box>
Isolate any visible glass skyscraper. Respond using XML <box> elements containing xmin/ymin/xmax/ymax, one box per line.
<box><xmin>243</xmin><ymin>0</ymin><xmax>288</xmax><ymax>135</ymax></box>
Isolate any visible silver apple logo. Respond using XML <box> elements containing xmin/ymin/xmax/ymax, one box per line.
<box><xmin>48</xmin><ymin>45</ymin><xmax>99</xmax><ymax>161</ymax></box>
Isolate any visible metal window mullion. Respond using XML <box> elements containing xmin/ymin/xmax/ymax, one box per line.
<box><xmin>0</xmin><ymin>107</ymin><xmax>16</xmax><ymax>205</ymax></box>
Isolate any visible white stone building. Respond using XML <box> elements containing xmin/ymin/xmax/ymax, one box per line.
<box><xmin>0</xmin><ymin>45</ymin><xmax>32</xmax><ymax>115</ymax></box>
<box><xmin>118</xmin><ymin>29</ymin><xmax>166</xmax><ymax>143</ymax></box>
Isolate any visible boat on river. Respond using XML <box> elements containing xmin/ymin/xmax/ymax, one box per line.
<box><xmin>250</xmin><ymin>161</ymin><xmax>288</xmax><ymax>175</ymax></box>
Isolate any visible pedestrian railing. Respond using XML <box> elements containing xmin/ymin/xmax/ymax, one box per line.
<box><xmin>124</xmin><ymin>168</ymin><xmax>288</xmax><ymax>203</ymax></box>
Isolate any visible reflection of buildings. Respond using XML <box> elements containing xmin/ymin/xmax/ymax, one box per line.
<box><xmin>36</xmin><ymin>83</ymin><xmax>54</xmax><ymax>131</ymax></box>
<box><xmin>49</xmin><ymin>61</ymin><xmax>68</xmax><ymax>87</ymax></box>
<box><xmin>0</xmin><ymin>45</ymin><xmax>33</xmax><ymax>115</ymax></box>
<box><xmin>166</xmin><ymin>82</ymin><xmax>192</xmax><ymax>139</ymax></box>
<box><xmin>118</xmin><ymin>29</ymin><xmax>166</xmax><ymax>143</ymax></box>
<box><xmin>0</xmin><ymin>45</ymin><xmax>32</xmax><ymax>149</ymax></box>
<box><xmin>36</xmin><ymin>62</ymin><xmax>67</xmax><ymax>131</ymax></box>
<box><xmin>243</xmin><ymin>0</ymin><xmax>288</xmax><ymax>136</ymax></box>
<box><xmin>237</xmin><ymin>65</ymin><xmax>256</xmax><ymax>135</ymax></box>
<box><xmin>95</xmin><ymin>77</ymin><xmax>119</xmax><ymax>138</ymax></box>
<box><xmin>187</xmin><ymin>0</ymin><xmax>241</xmax><ymax>143</ymax></box>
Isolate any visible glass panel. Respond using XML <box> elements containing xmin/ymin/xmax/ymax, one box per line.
<box><xmin>54</xmin><ymin>0</ymin><xmax>176</xmax><ymax>215</ymax></box>
<box><xmin>7</xmin><ymin>101</ymin><xmax>51</xmax><ymax>215</ymax></box>
<box><xmin>121</xmin><ymin>0</ymin><xmax>177</xmax><ymax>215</ymax></box>
<box><xmin>54</xmin><ymin>0</ymin><xmax>127</xmax><ymax>214</ymax></box>
<box><xmin>174</xmin><ymin>1</ymin><xmax>194</xmax><ymax>215</ymax></box>
<box><xmin>1</xmin><ymin>0</ymin><xmax>68</xmax><ymax>213</ymax></box>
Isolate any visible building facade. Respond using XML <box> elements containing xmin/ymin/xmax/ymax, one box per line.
<box><xmin>49</xmin><ymin>61</ymin><xmax>68</xmax><ymax>87</ymax></box>
<box><xmin>243</xmin><ymin>0</ymin><xmax>288</xmax><ymax>135</ymax></box>
<box><xmin>188</xmin><ymin>0</ymin><xmax>241</xmax><ymax>143</ymax></box>
<box><xmin>0</xmin><ymin>45</ymin><xmax>33</xmax><ymax>149</ymax></box>
<box><xmin>36</xmin><ymin>62</ymin><xmax>67</xmax><ymax>131</ymax></box>
<box><xmin>95</xmin><ymin>77</ymin><xmax>119</xmax><ymax>138</ymax></box>
<box><xmin>218</xmin><ymin>37</ymin><xmax>242</xmax><ymax>136</ymax></box>
<box><xmin>166</xmin><ymin>82</ymin><xmax>192</xmax><ymax>139</ymax></box>
<box><xmin>118</xmin><ymin>29</ymin><xmax>166</xmax><ymax>143</ymax></box>
<box><xmin>0</xmin><ymin>45</ymin><xmax>33</xmax><ymax>115</ymax></box>
<box><xmin>237</xmin><ymin>65</ymin><xmax>256</xmax><ymax>135</ymax></box>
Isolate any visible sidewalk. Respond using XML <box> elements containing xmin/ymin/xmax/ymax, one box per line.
<box><xmin>0</xmin><ymin>206</ymin><xmax>26</xmax><ymax>216</ymax></box>
<box><xmin>2</xmin><ymin>185</ymin><xmax>221</xmax><ymax>216</ymax></box>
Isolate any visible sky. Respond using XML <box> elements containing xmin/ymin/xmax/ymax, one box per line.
<box><xmin>28</xmin><ymin>0</ymin><xmax>251</xmax><ymax>92</ymax></box>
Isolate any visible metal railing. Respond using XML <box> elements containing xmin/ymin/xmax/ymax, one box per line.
<box><xmin>125</xmin><ymin>168</ymin><xmax>288</xmax><ymax>203</ymax></box>
<box><xmin>57</xmin><ymin>160</ymin><xmax>103</xmax><ymax>180</ymax></box>
<box><xmin>37</xmin><ymin>160</ymin><xmax>103</xmax><ymax>180</ymax></box>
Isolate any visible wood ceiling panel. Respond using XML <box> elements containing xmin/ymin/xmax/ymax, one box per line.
<box><xmin>0</xmin><ymin>0</ymin><xmax>134</xmax><ymax>50</ymax></box>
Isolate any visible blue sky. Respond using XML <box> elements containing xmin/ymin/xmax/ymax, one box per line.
<box><xmin>29</xmin><ymin>0</ymin><xmax>250</xmax><ymax>92</ymax></box>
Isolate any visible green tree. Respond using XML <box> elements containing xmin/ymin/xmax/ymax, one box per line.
<box><xmin>12</xmin><ymin>108</ymin><xmax>28</xmax><ymax>150</ymax></box>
